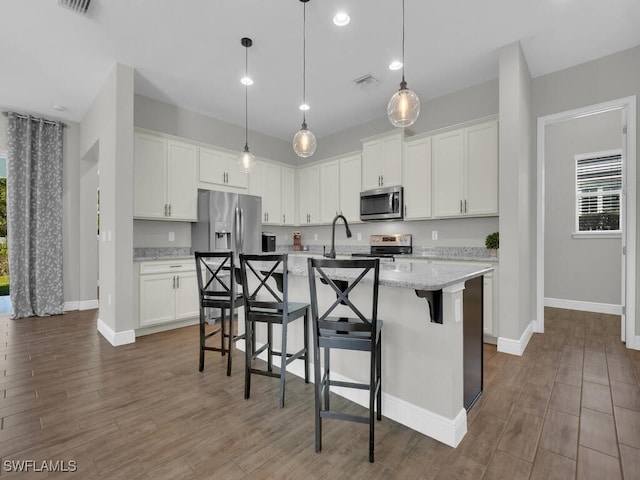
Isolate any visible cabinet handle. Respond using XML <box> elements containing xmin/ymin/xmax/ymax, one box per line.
<box><xmin>464</xmin><ymin>199</ymin><xmax>467</xmax><ymax>213</ymax></box>
<box><xmin>168</xmin><ymin>204</ymin><xmax>171</xmax><ymax>216</ymax></box>
<box><xmin>283</xmin><ymin>214</ymin><xmax>285</xmax><ymax>223</ymax></box>
<box><xmin>164</xmin><ymin>204</ymin><xmax>167</xmax><ymax>216</ymax></box>
<box><xmin>172</xmin><ymin>275</ymin><xmax>176</xmax><ymax>289</ymax></box>
<box><xmin>404</xmin><ymin>205</ymin><xmax>407</xmax><ymax>217</ymax></box>
<box><xmin>177</xmin><ymin>275</ymin><xmax>180</xmax><ymax>288</ymax></box>
<box><xmin>381</xmin><ymin>175</ymin><xmax>384</xmax><ymax>186</ymax></box>
<box><xmin>460</xmin><ymin>200</ymin><xmax>463</xmax><ymax>214</ymax></box>
<box><xmin>266</xmin><ymin>212</ymin><xmax>269</xmax><ymax>222</ymax></box>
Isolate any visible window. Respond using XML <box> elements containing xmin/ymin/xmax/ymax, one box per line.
<box><xmin>575</xmin><ymin>150</ymin><xmax>622</xmax><ymax>233</ymax></box>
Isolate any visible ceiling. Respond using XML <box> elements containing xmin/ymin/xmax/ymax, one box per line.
<box><xmin>1</xmin><ymin>0</ymin><xmax>639</xmax><ymax>142</ymax></box>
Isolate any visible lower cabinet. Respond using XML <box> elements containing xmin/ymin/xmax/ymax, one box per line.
<box><xmin>137</xmin><ymin>260</ymin><xmax>199</xmax><ymax>328</ymax></box>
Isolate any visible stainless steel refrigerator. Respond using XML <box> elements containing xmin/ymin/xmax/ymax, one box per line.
<box><xmin>191</xmin><ymin>189</ymin><xmax>262</xmax><ymax>255</ymax></box>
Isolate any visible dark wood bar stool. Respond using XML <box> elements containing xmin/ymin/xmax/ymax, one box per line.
<box><xmin>307</xmin><ymin>257</ymin><xmax>382</xmax><ymax>462</ymax></box>
<box><xmin>195</xmin><ymin>251</ymin><xmax>245</xmax><ymax>376</ymax></box>
<box><xmin>239</xmin><ymin>253</ymin><xmax>309</xmax><ymax>408</ymax></box>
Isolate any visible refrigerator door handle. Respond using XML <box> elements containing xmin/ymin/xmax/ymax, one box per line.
<box><xmin>234</xmin><ymin>206</ymin><xmax>241</xmax><ymax>253</ymax></box>
<box><xmin>239</xmin><ymin>207</ymin><xmax>245</xmax><ymax>253</ymax></box>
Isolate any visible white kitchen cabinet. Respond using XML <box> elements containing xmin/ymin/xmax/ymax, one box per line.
<box><xmin>403</xmin><ymin>136</ymin><xmax>432</xmax><ymax>220</ymax></box>
<box><xmin>134</xmin><ymin>131</ymin><xmax>198</xmax><ymax>221</ymax></box>
<box><xmin>199</xmin><ymin>146</ymin><xmax>249</xmax><ymax>192</ymax></box>
<box><xmin>250</xmin><ymin>160</ymin><xmax>282</xmax><ymax>225</ymax></box>
<box><xmin>320</xmin><ymin>160</ymin><xmax>340</xmax><ymax>224</ymax></box>
<box><xmin>281</xmin><ymin>166</ymin><xmax>295</xmax><ymax>226</ymax></box>
<box><xmin>339</xmin><ymin>153</ymin><xmax>362</xmax><ymax>223</ymax></box>
<box><xmin>361</xmin><ymin>130</ymin><xmax>403</xmax><ymax>190</ymax></box>
<box><xmin>298</xmin><ymin>164</ymin><xmax>320</xmax><ymax>225</ymax></box>
<box><xmin>138</xmin><ymin>260</ymin><xmax>199</xmax><ymax>328</ymax></box>
<box><xmin>432</xmin><ymin>120</ymin><xmax>498</xmax><ymax>218</ymax></box>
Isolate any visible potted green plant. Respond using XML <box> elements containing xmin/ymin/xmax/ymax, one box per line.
<box><xmin>485</xmin><ymin>232</ymin><xmax>499</xmax><ymax>257</ymax></box>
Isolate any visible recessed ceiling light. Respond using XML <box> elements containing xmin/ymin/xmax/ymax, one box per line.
<box><xmin>333</xmin><ymin>12</ymin><xmax>350</xmax><ymax>26</ymax></box>
<box><xmin>52</xmin><ymin>104</ymin><xmax>66</xmax><ymax>111</ymax></box>
<box><xmin>388</xmin><ymin>60</ymin><xmax>403</xmax><ymax>71</ymax></box>
<box><xmin>299</xmin><ymin>103</ymin><xmax>310</xmax><ymax>111</ymax></box>
<box><xmin>240</xmin><ymin>76</ymin><xmax>253</xmax><ymax>86</ymax></box>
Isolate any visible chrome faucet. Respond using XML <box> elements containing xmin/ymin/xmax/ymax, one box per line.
<box><xmin>325</xmin><ymin>214</ymin><xmax>352</xmax><ymax>258</ymax></box>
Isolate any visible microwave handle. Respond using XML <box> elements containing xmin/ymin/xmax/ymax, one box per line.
<box><xmin>390</xmin><ymin>193</ymin><xmax>394</xmax><ymax>211</ymax></box>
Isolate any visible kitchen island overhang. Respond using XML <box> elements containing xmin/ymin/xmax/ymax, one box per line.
<box><xmin>231</xmin><ymin>255</ymin><xmax>493</xmax><ymax>448</ymax></box>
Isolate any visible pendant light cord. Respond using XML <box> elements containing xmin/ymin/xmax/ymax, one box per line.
<box><xmin>401</xmin><ymin>0</ymin><xmax>406</xmax><ymax>85</ymax></box>
<box><xmin>245</xmin><ymin>43</ymin><xmax>249</xmax><ymax>149</ymax></box>
<box><xmin>302</xmin><ymin>1</ymin><xmax>307</xmax><ymax>126</ymax></box>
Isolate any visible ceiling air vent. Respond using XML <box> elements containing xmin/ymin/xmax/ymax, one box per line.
<box><xmin>58</xmin><ymin>0</ymin><xmax>91</xmax><ymax>15</ymax></box>
<box><xmin>353</xmin><ymin>74</ymin><xmax>380</xmax><ymax>89</ymax></box>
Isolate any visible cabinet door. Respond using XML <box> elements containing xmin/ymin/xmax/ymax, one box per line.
<box><xmin>139</xmin><ymin>273</ymin><xmax>176</xmax><ymax>327</ymax></box>
<box><xmin>134</xmin><ymin>133</ymin><xmax>167</xmax><ymax>219</ymax></box>
<box><xmin>199</xmin><ymin>146</ymin><xmax>228</xmax><ymax>188</ymax></box>
<box><xmin>361</xmin><ymin>140</ymin><xmax>382</xmax><ymax>190</ymax></box>
<box><xmin>380</xmin><ymin>133</ymin><xmax>402</xmax><ymax>187</ymax></box>
<box><xmin>465</xmin><ymin>120</ymin><xmax>498</xmax><ymax>216</ymax></box>
<box><xmin>339</xmin><ymin>154</ymin><xmax>362</xmax><ymax>223</ymax></box>
<box><xmin>320</xmin><ymin>161</ymin><xmax>340</xmax><ymax>224</ymax></box>
<box><xmin>175</xmin><ymin>271</ymin><xmax>199</xmax><ymax>320</ymax></box>
<box><xmin>298</xmin><ymin>165</ymin><xmax>320</xmax><ymax>224</ymax></box>
<box><xmin>433</xmin><ymin>130</ymin><xmax>464</xmax><ymax>217</ymax></box>
<box><xmin>262</xmin><ymin>163</ymin><xmax>282</xmax><ymax>225</ymax></box>
<box><xmin>226</xmin><ymin>154</ymin><xmax>249</xmax><ymax>190</ymax></box>
<box><xmin>403</xmin><ymin>137</ymin><xmax>432</xmax><ymax>219</ymax></box>
<box><xmin>167</xmin><ymin>140</ymin><xmax>198</xmax><ymax>221</ymax></box>
<box><xmin>249</xmin><ymin>161</ymin><xmax>265</xmax><ymax>198</ymax></box>
<box><xmin>281</xmin><ymin>166</ymin><xmax>295</xmax><ymax>225</ymax></box>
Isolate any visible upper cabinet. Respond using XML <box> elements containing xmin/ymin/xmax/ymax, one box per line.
<box><xmin>298</xmin><ymin>164</ymin><xmax>320</xmax><ymax>225</ymax></box>
<box><xmin>361</xmin><ymin>130</ymin><xmax>403</xmax><ymax>190</ymax></box>
<box><xmin>339</xmin><ymin>153</ymin><xmax>362</xmax><ymax>223</ymax></box>
<box><xmin>432</xmin><ymin>119</ymin><xmax>498</xmax><ymax>218</ymax></box>
<box><xmin>199</xmin><ymin>146</ymin><xmax>249</xmax><ymax>192</ymax></box>
<box><xmin>403</xmin><ymin>136</ymin><xmax>432</xmax><ymax>220</ymax></box>
<box><xmin>281</xmin><ymin>166</ymin><xmax>295</xmax><ymax>226</ymax></box>
<box><xmin>134</xmin><ymin>131</ymin><xmax>198</xmax><ymax>221</ymax></box>
<box><xmin>249</xmin><ymin>160</ymin><xmax>282</xmax><ymax>225</ymax></box>
<box><xmin>319</xmin><ymin>160</ymin><xmax>340</xmax><ymax>224</ymax></box>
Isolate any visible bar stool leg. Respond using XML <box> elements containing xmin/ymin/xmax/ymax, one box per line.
<box><xmin>267</xmin><ymin>323</ymin><xmax>273</xmax><ymax>373</ymax></box>
<box><xmin>198</xmin><ymin>305</ymin><xmax>205</xmax><ymax>372</ymax></box>
<box><xmin>303</xmin><ymin>309</ymin><xmax>310</xmax><ymax>383</ymax></box>
<box><xmin>226</xmin><ymin>303</ymin><xmax>234</xmax><ymax>377</ymax></box>
<box><xmin>279</xmin><ymin>315</ymin><xmax>289</xmax><ymax>408</ymax></box>
<box><xmin>377</xmin><ymin>335</ymin><xmax>382</xmax><ymax>421</ymax></box>
<box><xmin>324</xmin><ymin>347</ymin><xmax>330</xmax><ymax>411</ymax></box>
<box><xmin>313</xmin><ymin>338</ymin><xmax>322</xmax><ymax>453</ymax></box>
<box><xmin>220</xmin><ymin>308</ymin><xmax>226</xmax><ymax>356</ymax></box>
<box><xmin>244</xmin><ymin>318</ymin><xmax>252</xmax><ymax>400</ymax></box>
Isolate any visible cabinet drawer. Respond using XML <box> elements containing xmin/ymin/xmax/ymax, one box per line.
<box><xmin>139</xmin><ymin>260</ymin><xmax>195</xmax><ymax>275</ymax></box>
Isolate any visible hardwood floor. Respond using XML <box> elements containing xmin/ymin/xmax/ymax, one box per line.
<box><xmin>1</xmin><ymin>307</ymin><xmax>639</xmax><ymax>479</ymax></box>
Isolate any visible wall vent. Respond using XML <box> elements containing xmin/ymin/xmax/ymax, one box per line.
<box><xmin>353</xmin><ymin>74</ymin><xmax>380</xmax><ymax>89</ymax></box>
<box><xmin>58</xmin><ymin>0</ymin><xmax>91</xmax><ymax>15</ymax></box>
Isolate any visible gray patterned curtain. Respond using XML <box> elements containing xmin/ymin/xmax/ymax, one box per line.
<box><xmin>6</xmin><ymin>113</ymin><xmax>64</xmax><ymax>319</ymax></box>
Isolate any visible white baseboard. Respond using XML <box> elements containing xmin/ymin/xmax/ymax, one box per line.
<box><xmin>63</xmin><ymin>301</ymin><xmax>78</xmax><ymax>311</ymax></box>
<box><xmin>79</xmin><ymin>299</ymin><xmax>99</xmax><ymax>310</ymax></box>
<box><xmin>97</xmin><ymin>318</ymin><xmax>136</xmax><ymax>346</ymax></box>
<box><xmin>135</xmin><ymin>318</ymin><xmax>199</xmax><ymax>337</ymax></box>
<box><xmin>498</xmin><ymin>320</ymin><xmax>535</xmax><ymax>356</ymax></box>
<box><xmin>63</xmin><ymin>300</ymin><xmax>99</xmax><ymax>311</ymax></box>
<box><xmin>544</xmin><ymin>297</ymin><xmax>622</xmax><ymax>315</ymax></box>
<box><xmin>237</xmin><ymin>340</ymin><xmax>467</xmax><ymax>447</ymax></box>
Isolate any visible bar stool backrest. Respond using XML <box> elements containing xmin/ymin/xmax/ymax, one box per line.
<box><xmin>239</xmin><ymin>254</ymin><xmax>289</xmax><ymax>313</ymax></box>
<box><xmin>307</xmin><ymin>258</ymin><xmax>380</xmax><ymax>350</ymax></box>
<box><xmin>194</xmin><ymin>251</ymin><xmax>237</xmax><ymax>304</ymax></box>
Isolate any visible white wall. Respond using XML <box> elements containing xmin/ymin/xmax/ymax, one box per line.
<box><xmin>133</xmin><ymin>220</ymin><xmax>191</xmax><ymax>248</ymax></box>
<box><xmin>81</xmin><ymin>63</ymin><xmax>135</xmax><ymax>336</ymax></box>
<box><xmin>545</xmin><ymin>110</ymin><xmax>622</xmax><ymax>305</ymax></box>
<box><xmin>0</xmin><ymin>108</ymin><xmax>82</xmax><ymax>306</ymax></box>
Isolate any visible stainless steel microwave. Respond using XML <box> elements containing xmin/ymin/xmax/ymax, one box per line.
<box><xmin>360</xmin><ymin>186</ymin><xmax>404</xmax><ymax>221</ymax></box>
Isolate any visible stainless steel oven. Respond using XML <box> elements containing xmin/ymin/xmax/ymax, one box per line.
<box><xmin>359</xmin><ymin>186</ymin><xmax>403</xmax><ymax>221</ymax></box>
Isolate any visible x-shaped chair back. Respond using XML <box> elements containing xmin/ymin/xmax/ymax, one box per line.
<box><xmin>239</xmin><ymin>254</ymin><xmax>288</xmax><ymax>312</ymax></box>
<box><xmin>195</xmin><ymin>251</ymin><xmax>237</xmax><ymax>303</ymax></box>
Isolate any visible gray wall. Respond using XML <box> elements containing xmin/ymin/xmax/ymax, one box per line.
<box><xmin>133</xmin><ymin>220</ymin><xmax>192</xmax><ymax>248</ymax></box>
<box><xmin>499</xmin><ymin>42</ymin><xmax>535</xmax><ymax>343</ymax></box>
<box><xmin>81</xmin><ymin>63</ymin><xmax>135</xmax><ymax>334</ymax></box>
<box><xmin>532</xmin><ymin>45</ymin><xmax>640</xmax><ymax>333</ymax></box>
<box><xmin>544</xmin><ymin>110</ymin><xmax>622</xmax><ymax>304</ymax></box>
<box><xmin>0</xmin><ymin>108</ymin><xmax>82</xmax><ymax>306</ymax></box>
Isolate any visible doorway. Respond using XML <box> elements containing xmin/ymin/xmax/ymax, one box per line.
<box><xmin>536</xmin><ymin>96</ymin><xmax>637</xmax><ymax>349</ymax></box>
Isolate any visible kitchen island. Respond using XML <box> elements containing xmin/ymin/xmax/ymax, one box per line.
<box><xmin>236</xmin><ymin>254</ymin><xmax>492</xmax><ymax>447</ymax></box>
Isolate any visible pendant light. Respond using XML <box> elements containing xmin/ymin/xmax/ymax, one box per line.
<box><xmin>238</xmin><ymin>37</ymin><xmax>255</xmax><ymax>173</ymax></box>
<box><xmin>293</xmin><ymin>0</ymin><xmax>316</xmax><ymax>158</ymax></box>
<box><xmin>387</xmin><ymin>0</ymin><xmax>420</xmax><ymax>127</ymax></box>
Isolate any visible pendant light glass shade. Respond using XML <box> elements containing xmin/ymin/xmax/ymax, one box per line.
<box><xmin>293</xmin><ymin>0</ymin><xmax>316</xmax><ymax>158</ymax></box>
<box><xmin>238</xmin><ymin>37</ymin><xmax>255</xmax><ymax>173</ymax></box>
<box><xmin>387</xmin><ymin>81</ymin><xmax>420</xmax><ymax>127</ymax></box>
<box><xmin>388</xmin><ymin>0</ymin><xmax>420</xmax><ymax>128</ymax></box>
<box><xmin>293</xmin><ymin>122</ymin><xmax>316</xmax><ymax>157</ymax></box>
